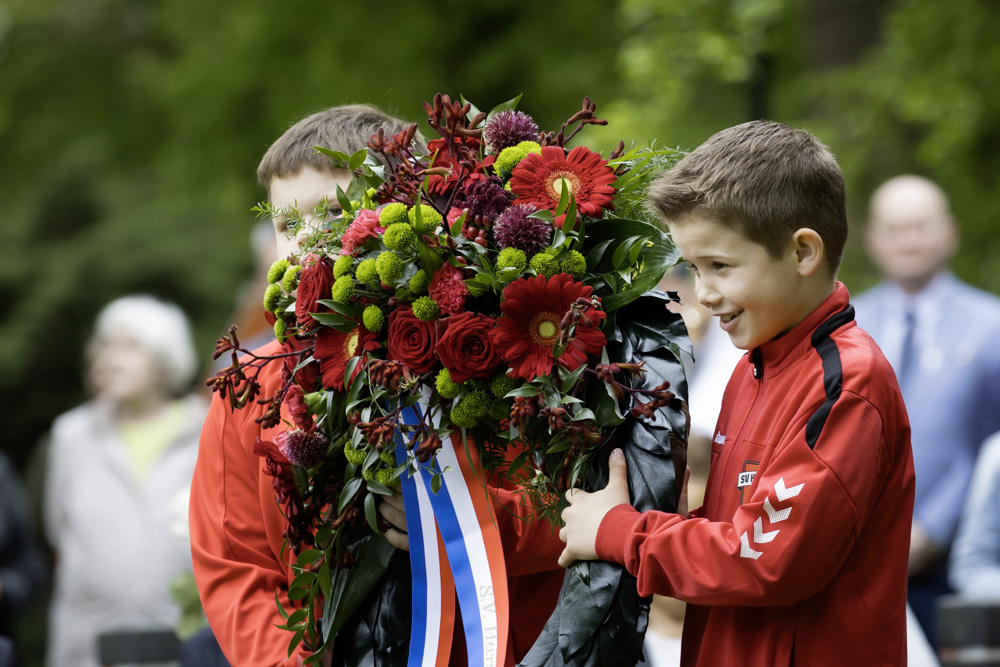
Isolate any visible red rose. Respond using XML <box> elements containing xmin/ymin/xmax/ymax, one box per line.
<box><xmin>387</xmin><ymin>305</ymin><xmax>438</xmax><ymax>375</ymax></box>
<box><xmin>295</xmin><ymin>258</ymin><xmax>335</xmax><ymax>328</ymax></box>
<box><xmin>434</xmin><ymin>312</ymin><xmax>502</xmax><ymax>383</ymax></box>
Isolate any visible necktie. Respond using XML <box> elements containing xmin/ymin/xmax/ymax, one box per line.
<box><xmin>897</xmin><ymin>309</ymin><xmax>916</xmax><ymax>390</ymax></box>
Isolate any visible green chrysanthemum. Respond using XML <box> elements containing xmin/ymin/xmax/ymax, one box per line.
<box><xmin>516</xmin><ymin>140</ymin><xmax>542</xmax><ymax>155</ymax></box>
<box><xmin>263</xmin><ymin>283</ymin><xmax>282</xmax><ymax>313</ymax></box>
<box><xmin>267</xmin><ymin>259</ymin><xmax>290</xmax><ymax>284</ymax></box>
<box><xmin>496</xmin><ymin>247</ymin><xmax>528</xmax><ymax>270</ymax></box>
<box><xmin>281</xmin><ymin>265</ymin><xmax>302</xmax><ymax>292</ymax></box>
<box><xmin>361</xmin><ymin>466</ymin><xmax>396</xmax><ymax>487</ymax></box>
<box><xmin>274</xmin><ymin>318</ymin><xmax>287</xmax><ymax>344</ymax></box>
<box><xmin>383</xmin><ymin>223</ymin><xmax>416</xmax><ymax>251</ymax></box>
<box><xmin>409</xmin><ymin>269</ymin><xmax>430</xmax><ymax>294</ymax></box>
<box><xmin>344</xmin><ymin>439</ymin><xmax>366</xmax><ymax>465</ymax></box>
<box><xmin>460</xmin><ymin>391</ymin><xmax>492</xmax><ymax>419</ymax></box>
<box><xmin>333</xmin><ymin>255</ymin><xmax>354</xmax><ymax>278</ymax></box>
<box><xmin>375</xmin><ymin>251</ymin><xmax>403</xmax><ymax>283</ymax></box>
<box><xmin>529</xmin><ymin>253</ymin><xmax>559</xmax><ymax>278</ymax></box>
<box><xmin>449</xmin><ymin>401</ymin><xmax>479</xmax><ymax>429</ymax></box>
<box><xmin>331</xmin><ymin>275</ymin><xmax>355</xmax><ymax>302</ymax></box>
<box><xmin>560</xmin><ymin>250</ymin><xmax>587</xmax><ymax>279</ymax></box>
<box><xmin>362</xmin><ymin>305</ymin><xmax>385</xmax><ymax>333</ymax></box>
<box><xmin>466</xmin><ymin>281</ymin><xmax>486</xmax><ymax>297</ymax></box>
<box><xmin>379</xmin><ymin>448</ymin><xmax>397</xmax><ymax>466</ymax></box>
<box><xmin>356</xmin><ymin>258</ymin><xmax>378</xmax><ymax>285</ymax></box>
<box><xmin>408</xmin><ymin>204</ymin><xmax>443</xmax><ymax>229</ymax></box>
<box><xmin>493</xmin><ymin>146</ymin><xmax>527</xmax><ymax>176</ymax></box>
<box><xmin>489</xmin><ymin>373</ymin><xmax>518</xmax><ymax>399</ymax></box>
<box><xmin>435</xmin><ymin>369</ymin><xmax>461</xmax><ymax>399</ymax></box>
<box><xmin>412</xmin><ymin>296</ymin><xmax>439</xmax><ymax>321</ymax></box>
<box><xmin>488</xmin><ymin>399</ymin><xmax>511</xmax><ymax>422</ymax></box>
<box><xmin>379</xmin><ymin>203</ymin><xmax>408</xmax><ymax>227</ymax></box>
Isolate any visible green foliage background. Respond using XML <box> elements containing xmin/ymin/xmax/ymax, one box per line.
<box><xmin>1</xmin><ymin>0</ymin><xmax>999</xmax><ymax>659</ymax></box>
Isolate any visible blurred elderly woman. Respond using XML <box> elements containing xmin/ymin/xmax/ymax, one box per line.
<box><xmin>43</xmin><ymin>295</ymin><xmax>207</xmax><ymax>667</ymax></box>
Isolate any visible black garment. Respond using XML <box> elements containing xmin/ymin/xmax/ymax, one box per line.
<box><xmin>0</xmin><ymin>452</ymin><xmax>47</xmax><ymax>646</ymax></box>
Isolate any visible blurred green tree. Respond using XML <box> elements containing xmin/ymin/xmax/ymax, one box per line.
<box><xmin>0</xmin><ymin>0</ymin><xmax>625</xmax><ymax>474</ymax></box>
<box><xmin>603</xmin><ymin>0</ymin><xmax>1000</xmax><ymax>295</ymax></box>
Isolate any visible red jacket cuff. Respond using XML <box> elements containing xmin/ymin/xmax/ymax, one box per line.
<box><xmin>594</xmin><ymin>503</ymin><xmax>642</xmax><ymax>565</ymax></box>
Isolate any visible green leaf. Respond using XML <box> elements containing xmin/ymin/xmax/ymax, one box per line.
<box><xmin>287</xmin><ymin>586</ymin><xmax>310</xmax><ymax>601</ymax></box>
<box><xmin>485</xmin><ymin>93</ymin><xmax>523</xmax><ymax>122</ymax></box>
<box><xmin>450</xmin><ymin>209</ymin><xmax>467</xmax><ymax>237</ymax></box>
<box><xmin>562</xmin><ymin>196</ymin><xmax>578</xmax><ymax>235</ymax></box>
<box><xmin>504</xmin><ymin>385</ymin><xmax>540</xmax><ymax>399</ymax></box>
<box><xmin>312</xmin><ymin>146</ymin><xmax>351</xmax><ymax>167</ymax></box>
<box><xmin>551</xmin><ymin>229</ymin><xmax>567</xmax><ymax>249</ymax></box>
<box><xmin>335</xmin><ymin>184</ymin><xmax>352</xmax><ymax>216</ymax></box>
<box><xmin>310</xmin><ymin>312</ymin><xmax>358</xmax><ymax>332</ymax></box>
<box><xmin>348</xmin><ymin>148</ymin><xmax>368</xmax><ymax>171</ymax></box>
<box><xmin>338</xmin><ymin>476</ymin><xmax>363</xmax><ymax>513</ymax></box>
<box><xmin>560</xmin><ymin>363</ymin><xmax>588</xmax><ymax>393</ymax></box>
<box><xmin>573</xmin><ymin>407</ymin><xmax>597</xmax><ymax>422</ymax></box>
<box><xmin>321</xmin><ymin>534</ymin><xmax>394</xmax><ymax>643</ymax></box>
<box><xmin>366</xmin><ymin>479</ymin><xmax>394</xmax><ymax>496</ymax></box>
<box><xmin>295</xmin><ymin>549</ymin><xmax>323</xmax><ymax>567</ymax></box>
<box><xmin>318</xmin><ymin>560</ymin><xmax>332</xmax><ymax>602</ymax></box>
<box><xmin>275</xmin><ymin>591</ymin><xmax>290</xmax><ymax>621</ymax></box>
<box><xmin>585</xmin><ymin>238</ymin><xmax>615</xmax><ymax>270</ymax></box>
<box><xmin>612</xmin><ymin>235</ymin><xmax>644</xmax><ymax>268</ymax></box>
<box><xmin>317</xmin><ymin>298</ymin><xmax>357</xmax><ymax>319</ymax></box>
<box><xmin>287</xmin><ymin>628</ymin><xmax>304</xmax><ymax>658</ymax></box>
<box><xmin>583</xmin><ymin>217</ymin><xmax>680</xmax><ymax>312</ymax></box>
<box><xmin>431</xmin><ymin>473</ymin><xmax>443</xmax><ymax>494</ymax></box>
<box><xmin>363</xmin><ymin>492</ymin><xmax>379</xmax><ymax>532</ymax></box>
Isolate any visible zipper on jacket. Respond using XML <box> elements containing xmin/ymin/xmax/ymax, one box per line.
<box><xmin>751</xmin><ymin>348</ymin><xmax>763</xmax><ymax>380</ymax></box>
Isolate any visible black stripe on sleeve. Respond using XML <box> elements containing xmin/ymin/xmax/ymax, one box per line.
<box><xmin>804</xmin><ymin>305</ymin><xmax>855</xmax><ymax>450</ymax></box>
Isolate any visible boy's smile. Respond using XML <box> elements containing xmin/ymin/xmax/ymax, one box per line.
<box><xmin>668</xmin><ymin>216</ymin><xmax>821</xmax><ymax>351</ymax></box>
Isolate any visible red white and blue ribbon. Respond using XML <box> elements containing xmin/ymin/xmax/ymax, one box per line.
<box><xmin>395</xmin><ymin>404</ymin><xmax>509</xmax><ymax>667</ymax></box>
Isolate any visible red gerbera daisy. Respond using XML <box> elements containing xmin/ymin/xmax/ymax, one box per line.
<box><xmin>509</xmin><ymin>145</ymin><xmax>617</xmax><ymax>221</ymax></box>
<box><xmin>314</xmin><ymin>324</ymin><xmax>379</xmax><ymax>390</ymax></box>
<box><xmin>491</xmin><ymin>273</ymin><xmax>606</xmax><ymax>381</ymax></box>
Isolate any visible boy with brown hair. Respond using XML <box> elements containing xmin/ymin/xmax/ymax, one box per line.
<box><xmin>189</xmin><ymin>105</ymin><xmax>564</xmax><ymax>666</ymax></box>
<box><xmin>558</xmin><ymin>120</ymin><xmax>915</xmax><ymax>666</ymax></box>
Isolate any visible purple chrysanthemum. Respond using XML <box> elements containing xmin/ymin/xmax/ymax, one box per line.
<box><xmin>493</xmin><ymin>204</ymin><xmax>552</xmax><ymax>255</ymax></box>
<box><xmin>282</xmin><ymin>428</ymin><xmax>328</xmax><ymax>469</ymax></box>
<box><xmin>484</xmin><ymin>110</ymin><xmax>540</xmax><ymax>153</ymax></box>
<box><xmin>461</xmin><ymin>177</ymin><xmax>514</xmax><ymax>223</ymax></box>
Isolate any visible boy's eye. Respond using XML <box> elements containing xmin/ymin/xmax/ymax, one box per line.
<box><xmin>324</xmin><ymin>205</ymin><xmax>343</xmax><ymax>219</ymax></box>
<box><xmin>711</xmin><ymin>262</ymin><xmax>728</xmax><ymax>271</ymax></box>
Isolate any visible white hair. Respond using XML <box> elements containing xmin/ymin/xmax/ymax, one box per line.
<box><xmin>90</xmin><ymin>295</ymin><xmax>198</xmax><ymax>394</ymax></box>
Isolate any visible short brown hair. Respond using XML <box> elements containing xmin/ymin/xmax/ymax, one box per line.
<box><xmin>257</xmin><ymin>104</ymin><xmax>424</xmax><ymax>192</ymax></box>
<box><xmin>647</xmin><ymin>120</ymin><xmax>847</xmax><ymax>270</ymax></box>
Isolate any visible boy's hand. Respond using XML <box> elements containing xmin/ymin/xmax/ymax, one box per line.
<box><xmin>557</xmin><ymin>448</ymin><xmax>630</xmax><ymax>567</ymax></box>
<box><xmin>378</xmin><ymin>493</ymin><xmax>409</xmax><ymax>551</ymax></box>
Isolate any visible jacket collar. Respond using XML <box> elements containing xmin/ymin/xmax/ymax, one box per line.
<box><xmin>750</xmin><ymin>282</ymin><xmax>853</xmax><ymax>379</ymax></box>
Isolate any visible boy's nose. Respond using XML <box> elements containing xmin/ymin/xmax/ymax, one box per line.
<box><xmin>695</xmin><ymin>278</ymin><xmax>721</xmax><ymax>309</ymax></box>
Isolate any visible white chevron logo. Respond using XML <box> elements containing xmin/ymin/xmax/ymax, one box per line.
<box><xmin>775</xmin><ymin>477</ymin><xmax>804</xmax><ymax>502</ymax></box>
<box><xmin>753</xmin><ymin>517</ymin><xmax>779</xmax><ymax>543</ymax></box>
<box><xmin>763</xmin><ymin>497</ymin><xmax>791</xmax><ymax>523</ymax></box>
<box><xmin>739</xmin><ymin>531</ymin><xmax>763</xmax><ymax>559</ymax></box>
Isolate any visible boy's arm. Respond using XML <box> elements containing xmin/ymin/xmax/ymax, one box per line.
<box><xmin>567</xmin><ymin>391</ymin><xmax>903</xmax><ymax>605</ymax></box>
<box><xmin>190</xmin><ymin>393</ymin><xmax>307</xmax><ymax>667</ymax></box>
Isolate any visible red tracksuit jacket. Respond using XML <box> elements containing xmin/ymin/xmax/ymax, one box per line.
<box><xmin>189</xmin><ymin>339</ymin><xmax>563</xmax><ymax>666</ymax></box>
<box><xmin>596</xmin><ymin>284</ymin><xmax>915</xmax><ymax>666</ymax></box>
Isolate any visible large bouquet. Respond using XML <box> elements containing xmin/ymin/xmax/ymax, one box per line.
<box><xmin>209</xmin><ymin>94</ymin><xmax>689</xmax><ymax>666</ymax></box>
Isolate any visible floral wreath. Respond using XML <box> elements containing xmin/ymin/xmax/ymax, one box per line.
<box><xmin>208</xmin><ymin>94</ymin><xmax>689</xmax><ymax>666</ymax></box>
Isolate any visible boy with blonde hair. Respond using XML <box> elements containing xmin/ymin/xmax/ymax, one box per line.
<box><xmin>558</xmin><ymin>121</ymin><xmax>915</xmax><ymax>665</ymax></box>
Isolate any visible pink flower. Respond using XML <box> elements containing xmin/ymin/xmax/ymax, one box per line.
<box><xmin>428</xmin><ymin>263</ymin><xmax>468</xmax><ymax>315</ymax></box>
<box><xmin>340</xmin><ymin>209</ymin><xmax>384</xmax><ymax>256</ymax></box>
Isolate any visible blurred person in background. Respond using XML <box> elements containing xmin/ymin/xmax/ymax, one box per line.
<box><xmin>949</xmin><ymin>430</ymin><xmax>1000</xmax><ymax>597</ymax></box>
<box><xmin>0</xmin><ymin>450</ymin><xmax>48</xmax><ymax>666</ymax></box>
<box><xmin>853</xmin><ymin>175</ymin><xmax>1000</xmax><ymax>646</ymax></box>
<box><xmin>43</xmin><ymin>295</ymin><xmax>207</xmax><ymax>667</ymax></box>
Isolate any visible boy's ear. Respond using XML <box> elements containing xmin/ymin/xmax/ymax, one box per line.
<box><xmin>791</xmin><ymin>228</ymin><xmax>825</xmax><ymax>277</ymax></box>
